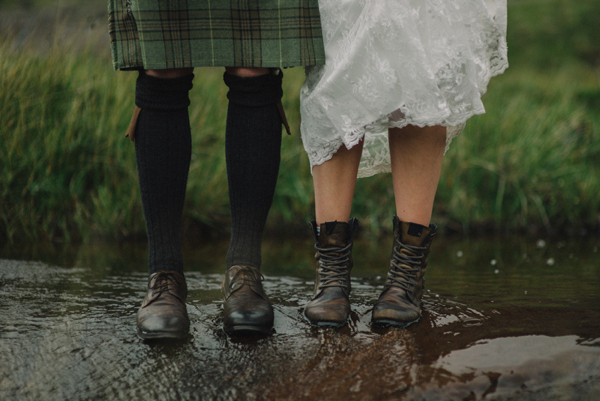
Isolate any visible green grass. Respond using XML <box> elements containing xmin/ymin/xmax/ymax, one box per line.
<box><xmin>438</xmin><ymin>65</ymin><xmax>600</xmax><ymax>232</ymax></box>
<box><xmin>1</xmin><ymin>0</ymin><xmax>600</xmax><ymax>243</ymax></box>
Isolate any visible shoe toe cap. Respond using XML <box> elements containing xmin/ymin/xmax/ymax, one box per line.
<box><xmin>137</xmin><ymin>306</ymin><xmax>189</xmax><ymax>339</ymax></box>
<box><xmin>224</xmin><ymin>307</ymin><xmax>274</xmax><ymax>327</ymax></box>
<box><xmin>223</xmin><ymin>289</ymin><xmax>274</xmax><ymax>333</ymax></box>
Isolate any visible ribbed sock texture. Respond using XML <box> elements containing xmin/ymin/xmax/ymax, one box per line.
<box><xmin>224</xmin><ymin>72</ymin><xmax>283</xmax><ymax>270</ymax></box>
<box><xmin>134</xmin><ymin>72</ymin><xmax>194</xmax><ymax>275</ymax></box>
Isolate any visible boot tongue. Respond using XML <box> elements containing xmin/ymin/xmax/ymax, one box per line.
<box><xmin>319</xmin><ymin>221</ymin><xmax>350</xmax><ymax>248</ymax></box>
<box><xmin>398</xmin><ymin>221</ymin><xmax>432</xmax><ymax>247</ymax></box>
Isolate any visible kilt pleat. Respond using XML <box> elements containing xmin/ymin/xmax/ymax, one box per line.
<box><xmin>108</xmin><ymin>0</ymin><xmax>325</xmax><ymax>70</ymax></box>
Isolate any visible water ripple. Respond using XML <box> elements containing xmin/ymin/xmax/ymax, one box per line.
<box><xmin>1</xmin><ymin>236</ymin><xmax>599</xmax><ymax>400</ymax></box>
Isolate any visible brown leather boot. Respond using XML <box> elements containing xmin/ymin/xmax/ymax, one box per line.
<box><xmin>222</xmin><ymin>265</ymin><xmax>274</xmax><ymax>334</ymax></box>
<box><xmin>136</xmin><ymin>271</ymin><xmax>190</xmax><ymax>339</ymax></box>
<box><xmin>371</xmin><ymin>217</ymin><xmax>436</xmax><ymax>328</ymax></box>
<box><xmin>304</xmin><ymin>219</ymin><xmax>359</xmax><ymax>328</ymax></box>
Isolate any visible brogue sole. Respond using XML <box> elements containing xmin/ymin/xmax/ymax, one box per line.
<box><xmin>303</xmin><ymin>313</ymin><xmax>348</xmax><ymax>329</ymax></box>
<box><xmin>137</xmin><ymin>328</ymin><xmax>189</xmax><ymax>340</ymax></box>
<box><xmin>371</xmin><ymin>316</ymin><xmax>420</xmax><ymax>328</ymax></box>
<box><xmin>223</xmin><ymin>324</ymin><xmax>273</xmax><ymax>335</ymax></box>
<box><xmin>307</xmin><ymin>320</ymin><xmax>347</xmax><ymax>329</ymax></box>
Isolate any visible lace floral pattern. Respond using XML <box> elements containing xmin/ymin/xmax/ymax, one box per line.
<box><xmin>300</xmin><ymin>0</ymin><xmax>508</xmax><ymax>177</ymax></box>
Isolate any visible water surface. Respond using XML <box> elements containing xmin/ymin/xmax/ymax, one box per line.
<box><xmin>1</xmin><ymin>235</ymin><xmax>599</xmax><ymax>400</ymax></box>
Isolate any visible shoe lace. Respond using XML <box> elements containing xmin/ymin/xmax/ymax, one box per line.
<box><xmin>386</xmin><ymin>240</ymin><xmax>426</xmax><ymax>296</ymax></box>
<box><xmin>231</xmin><ymin>266</ymin><xmax>264</xmax><ymax>286</ymax></box>
<box><xmin>151</xmin><ymin>272</ymin><xmax>178</xmax><ymax>295</ymax></box>
<box><xmin>315</xmin><ymin>242</ymin><xmax>352</xmax><ymax>290</ymax></box>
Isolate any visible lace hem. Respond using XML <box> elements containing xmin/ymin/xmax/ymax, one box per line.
<box><xmin>300</xmin><ymin>0</ymin><xmax>508</xmax><ymax>178</ymax></box>
<box><xmin>305</xmin><ymin>88</ymin><xmax>507</xmax><ymax>178</ymax></box>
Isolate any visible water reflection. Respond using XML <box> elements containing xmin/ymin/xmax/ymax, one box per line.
<box><xmin>1</xmin><ymin>235</ymin><xmax>599</xmax><ymax>400</ymax></box>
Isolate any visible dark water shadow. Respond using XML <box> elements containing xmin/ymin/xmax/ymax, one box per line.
<box><xmin>1</xmin><ymin>235</ymin><xmax>599</xmax><ymax>400</ymax></box>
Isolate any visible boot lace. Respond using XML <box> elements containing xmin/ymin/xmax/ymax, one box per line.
<box><xmin>386</xmin><ymin>240</ymin><xmax>426</xmax><ymax>296</ymax></box>
<box><xmin>315</xmin><ymin>242</ymin><xmax>352</xmax><ymax>290</ymax></box>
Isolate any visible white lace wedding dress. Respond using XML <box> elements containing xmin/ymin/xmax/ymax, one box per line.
<box><xmin>300</xmin><ymin>0</ymin><xmax>508</xmax><ymax>177</ymax></box>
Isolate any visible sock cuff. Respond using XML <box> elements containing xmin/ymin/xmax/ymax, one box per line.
<box><xmin>135</xmin><ymin>71</ymin><xmax>194</xmax><ymax>110</ymax></box>
<box><xmin>223</xmin><ymin>71</ymin><xmax>283</xmax><ymax>107</ymax></box>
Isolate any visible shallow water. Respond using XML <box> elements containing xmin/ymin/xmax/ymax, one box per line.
<box><xmin>1</xmin><ymin>235</ymin><xmax>599</xmax><ymax>400</ymax></box>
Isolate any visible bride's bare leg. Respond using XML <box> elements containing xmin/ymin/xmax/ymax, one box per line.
<box><xmin>312</xmin><ymin>141</ymin><xmax>364</xmax><ymax>224</ymax></box>
<box><xmin>389</xmin><ymin>125</ymin><xmax>446</xmax><ymax>226</ymax></box>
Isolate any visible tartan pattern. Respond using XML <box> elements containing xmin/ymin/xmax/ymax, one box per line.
<box><xmin>109</xmin><ymin>0</ymin><xmax>325</xmax><ymax>70</ymax></box>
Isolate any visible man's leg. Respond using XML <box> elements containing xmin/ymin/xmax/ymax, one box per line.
<box><xmin>223</xmin><ymin>67</ymin><xmax>282</xmax><ymax>270</ymax></box>
<box><xmin>134</xmin><ymin>68</ymin><xmax>194</xmax><ymax>339</ymax></box>
<box><xmin>220</xmin><ymin>67</ymin><xmax>283</xmax><ymax>334</ymax></box>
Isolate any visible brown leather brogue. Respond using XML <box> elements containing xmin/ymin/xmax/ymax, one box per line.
<box><xmin>371</xmin><ymin>217</ymin><xmax>436</xmax><ymax>328</ymax></box>
<box><xmin>304</xmin><ymin>219</ymin><xmax>359</xmax><ymax>328</ymax></box>
<box><xmin>222</xmin><ymin>265</ymin><xmax>274</xmax><ymax>334</ymax></box>
<box><xmin>136</xmin><ymin>270</ymin><xmax>190</xmax><ymax>339</ymax></box>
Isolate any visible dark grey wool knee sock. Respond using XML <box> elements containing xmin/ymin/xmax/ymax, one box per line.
<box><xmin>134</xmin><ymin>72</ymin><xmax>194</xmax><ymax>275</ymax></box>
<box><xmin>223</xmin><ymin>71</ymin><xmax>283</xmax><ymax>270</ymax></box>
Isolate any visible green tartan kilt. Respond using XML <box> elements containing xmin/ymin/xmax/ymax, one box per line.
<box><xmin>108</xmin><ymin>0</ymin><xmax>325</xmax><ymax>70</ymax></box>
